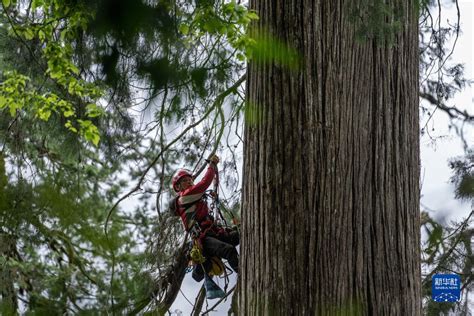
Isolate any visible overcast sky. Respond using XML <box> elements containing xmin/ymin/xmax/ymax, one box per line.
<box><xmin>420</xmin><ymin>0</ymin><xmax>473</xmax><ymax>224</ymax></box>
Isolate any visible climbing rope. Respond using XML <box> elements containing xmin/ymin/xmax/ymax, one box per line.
<box><xmin>173</xmin><ymin>154</ymin><xmax>239</xmax><ymax>309</ymax></box>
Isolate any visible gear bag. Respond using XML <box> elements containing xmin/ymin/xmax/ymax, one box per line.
<box><xmin>204</xmin><ymin>274</ymin><xmax>225</xmax><ymax>299</ymax></box>
<box><xmin>167</xmin><ymin>196</ymin><xmax>179</xmax><ymax>216</ymax></box>
<box><xmin>167</xmin><ymin>196</ymin><xmax>201</xmax><ymax>217</ymax></box>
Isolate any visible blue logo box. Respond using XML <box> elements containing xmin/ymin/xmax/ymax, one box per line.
<box><xmin>432</xmin><ymin>274</ymin><xmax>461</xmax><ymax>302</ymax></box>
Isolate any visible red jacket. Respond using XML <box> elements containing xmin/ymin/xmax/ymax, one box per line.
<box><xmin>177</xmin><ymin>166</ymin><xmax>216</xmax><ymax>232</ymax></box>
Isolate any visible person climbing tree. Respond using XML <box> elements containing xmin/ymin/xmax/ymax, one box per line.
<box><xmin>171</xmin><ymin>155</ymin><xmax>240</xmax><ymax>277</ymax></box>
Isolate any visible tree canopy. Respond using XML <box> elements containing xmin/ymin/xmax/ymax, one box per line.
<box><xmin>0</xmin><ymin>0</ymin><xmax>472</xmax><ymax>314</ymax></box>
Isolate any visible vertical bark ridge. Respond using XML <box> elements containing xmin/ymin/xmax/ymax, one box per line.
<box><xmin>241</xmin><ymin>0</ymin><xmax>420</xmax><ymax>315</ymax></box>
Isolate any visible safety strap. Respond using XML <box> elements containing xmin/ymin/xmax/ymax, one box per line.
<box><xmin>175</xmin><ymin>194</ymin><xmax>212</xmax><ymax>230</ymax></box>
<box><xmin>208</xmin><ymin>164</ymin><xmax>228</xmax><ymax>228</ymax></box>
<box><xmin>179</xmin><ymin>198</ymin><xmax>201</xmax><ymax>211</ymax></box>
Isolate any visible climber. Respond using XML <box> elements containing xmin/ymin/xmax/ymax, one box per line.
<box><xmin>171</xmin><ymin>155</ymin><xmax>239</xmax><ymax>275</ymax></box>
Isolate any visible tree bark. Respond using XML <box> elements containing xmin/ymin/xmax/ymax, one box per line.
<box><xmin>191</xmin><ymin>285</ymin><xmax>205</xmax><ymax>316</ymax></box>
<box><xmin>240</xmin><ymin>0</ymin><xmax>421</xmax><ymax>315</ymax></box>
<box><xmin>0</xmin><ymin>234</ymin><xmax>18</xmax><ymax>314</ymax></box>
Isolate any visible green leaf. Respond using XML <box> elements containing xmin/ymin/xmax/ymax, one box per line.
<box><xmin>60</xmin><ymin>29</ymin><xmax>67</xmax><ymax>41</ymax></box>
<box><xmin>78</xmin><ymin>119</ymin><xmax>101</xmax><ymax>146</ymax></box>
<box><xmin>24</xmin><ymin>28</ymin><xmax>35</xmax><ymax>40</ymax></box>
<box><xmin>69</xmin><ymin>64</ymin><xmax>80</xmax><ymax>75</ymax></box>
<box><xmin>179</xmin><ymin>24</ymin><xmax>189</xmax><ymax>35</ymax></box>
<box><xmin>85</xmin><ymin>103</ymin><xmax>104</xmax><ymax>118</ymax></box>
<box><xmin>0</xmin><ymin>96</ymin><xmax>6</xmax><ymax>108</ymax></box>
<box><xmin>9</xmin><ymin>102</ymin><xmax>17</xmax><ymax>116</ymax></box>
<box><xmin>236</xmin><ymin>52</ymin><xmax>246</xmax><ymax>61</ymax></box>
<box><xmin>246</xmin><ymin>11</ymin><xmax>259</xmax><ymax>20</ymax></box>
<box><xmin>90</xmin><ymin>133</ymin><xmax>100</xmax><ymax>146</ymax></box>
<box><xmin>38</xmin><ymin>108</ymin><xmax>52</xmax><ymax>120</ymax></box>
<box><xmin>32</xmin><ymin>0</ymin><xmax>43</xmax><ymax>9</ymax></box>
<box><xmin>63</xmin><ymin>109</ymin><xmax>75</xmax><ymax>117</ymax></box>
<box><xmin>2</xmin><ymin>0</ymin><xmax>11</xmax><ymax>8</ymax></box>
<box><xmin>246</xmin><ymin>33</ymin><xmax>300</xmax><ymax>69</ymax></box>
<box><xmin>65</xmin><ymin>121</ymin><xmax>78</xmax><ymax>133</ymax></box>
<box><xmin>244</xmin><ymin>101</ymin><xmax>264</xmax><ymax>126</ymax></box>
<box><xmin>38</xmin><ymin>29</ymin><xmax>46</xmax><ymax>41</ymax></box>
<box><xmin>68</xmin><ymin>81</ymin><xmax>76</xmax><ymax>94</ymax></box>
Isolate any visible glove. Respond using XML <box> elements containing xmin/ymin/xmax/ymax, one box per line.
<box><xmin>208</xmin><ymin>154</ymin><xmax>219</xmax><ymax>165</ymax></box>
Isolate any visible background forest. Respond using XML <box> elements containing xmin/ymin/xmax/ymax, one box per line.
<box><xmin>0</xmin><ymin>0</ymin><xmax>472</xmax><ymax>315</ymax></box>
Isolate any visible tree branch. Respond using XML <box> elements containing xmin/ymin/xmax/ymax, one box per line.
<box><xmin>420</xmin><ymin>92</ymin><xmax>474</xmax><ymax>122</ymax></box>
<box><xmin>104</xmin><ymin>74</ymin><xmax>246</xmax><ymax>236</ymax></box>
<box><xmin>191</xmin><ymin>285</ymin><xmax>206</xmax><ymax>316</ymax></box>
<box><xmin>104</xmin><ymin>75</ymin><xmax>245</xmax><ymax>314</ymax></box>
<box><xmin>422</xmin><ymin>211</ymin><xmax>474</xmax><ymax>287</ymax></box>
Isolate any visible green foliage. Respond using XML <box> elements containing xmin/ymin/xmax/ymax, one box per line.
<box><xmin>347</xmin><ymin>0</ymin><xmax>404</xmax><ymax>45</ymax></box>
<box><xmin>2</xmin><ymin>0</ymin><xmax>11</xmax><ymax>8</ymax></box>
<box><xmin>415</xmin><ymin>0</ymin><xmax>433</xmax><ymax>15</ymax></box>
<box><xmin>0</xmin><ymin>155</ymin><xmax>7</xmax><ymax>203</ymax></box>
<box><xmin>244</xmin><ymin>101</ymin><xmax>264</xmax><ymax>126</ymax></box>
<box><xmin>0</xmin><ymin>151</ymin><xmax>147</xmax><ymax>312</ymax></box>
<box><xmin>449</xmin><ymin>151</ymin><xmax>474</xmax><ymax>201</ymax></box>
<box><xmin>245</xmin><ymin>32</ymin><xmax>300</xmax><ymax>69</ymax></box>
<box><xmin>424</xmin><ymin>223</ymin><xmax>443</xmax><ymax>262</ymax></box>
<box><xmin>456</xmin><ymin>175</ymin><xmax>474</xmax><ymax>200</ymax></box>
<box><xmin>0</xmin><ymin>71</ymin><xmax>29</xmax><ymax>116</ymax></box>
<box><xmin>421</xmin><ymin>211</ymin><xmax>473</xmax><ymax>315</ymax></box>
<box><xmin>1</xmin><ymin>0</ymin><xmax>104</xmax><ymax>146</ymax></box>
<box><xmin>0</xmin><ymin>0</ymin><xmax>470</xmax><ymax>314</ymax></box>
<box><xmin>0</xmin><ymin>0</ymin><xmax>249</xmax><ymax>313</ymax></box>
<box><xmin>0</xmin><ymin>71</ymin><xmax>102</xmax><ymax>146</ymax></box>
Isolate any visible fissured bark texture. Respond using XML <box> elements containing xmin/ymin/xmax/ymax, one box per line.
<box><xmin>240</xmin><ymin>1</ymin><xmax>421</xmax><ymax>315</ymax></box>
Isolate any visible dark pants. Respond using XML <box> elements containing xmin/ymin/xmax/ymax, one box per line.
<box><xmin>202</xmin><ymin>230</ymin><xmax>240</xmax><ymax>272</ymax></box>
<box><xmin>192</xmin><ymin>230</ymin><xmax>240</xmax><ymax>281</ymax></box>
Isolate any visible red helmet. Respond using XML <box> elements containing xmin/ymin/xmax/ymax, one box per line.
<box><xmin>172</xmin><ymin>169</ymin><xmax>193</xmax><ymax>192</ymax></box>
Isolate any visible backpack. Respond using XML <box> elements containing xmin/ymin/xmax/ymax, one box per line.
<box><xmin>167</xmin><ymin>195</ymin><xmax>201</xmax><ymax>216</ymax></box>
<box><xmin>167</xmin><ymin>196</ymin><xmax>179</xmax><ymax>216</ymax></box>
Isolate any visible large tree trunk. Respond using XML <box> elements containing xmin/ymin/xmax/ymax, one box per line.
<box><xmin>240</xmin><ymin>0</ymin><xmax>421</xmax><ymax>315</ymax></box>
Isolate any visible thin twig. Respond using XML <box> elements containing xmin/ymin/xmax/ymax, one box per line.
<box><xmin>420</xmin><ymin>92</ymin><xmax>474</xmax><ymax>122</ymax></box>
<box><xmin>191</xmin><ymin>286</ymin><xmax>206</xmax><ymax>316</ymax></box>
<box><xmin>104</xmin><ymin>75</ymin><xmax>245</xmax><ymax>235</ymax></box>
<box><xmin>103</xmin><ymin>75</ymin><xmax>245</xmax><ymax>313</ymax></box>
<box><xmin>422</xmin><ymin>211</ymin><xmax>474</xmax><ymax>287</ymax></box>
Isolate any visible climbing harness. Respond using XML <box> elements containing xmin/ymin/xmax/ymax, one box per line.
<box><xmin>170</xmin><ymin>155</ymin><xmax>239</xmax><ymax>301</ymax></box>
<box><xmin>187</xmin><ymin>233</ymin><xmax>227</xmax><ymax>300</ymax></box>
<box><xmin>208</xmin><ymin>257</ymin><xmax>225</xmax><ymax>277</ymax></box>
<box><xmin>188</xmin><ymin>226</ymin><xmax>226</xmax><ymax>279</ymax></box>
